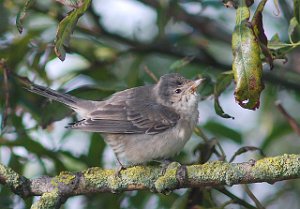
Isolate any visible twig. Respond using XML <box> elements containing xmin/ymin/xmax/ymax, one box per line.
<box><xmin>229</xmin><ymin>146</ymin><xmax>265</xmax><ymax>163</ymax></box>
<box><xmin>243</xmin><ymin>185</ymin><xmax>265</xmax><ymax>209</ymax></box>
<box><xmin>194</xmin><ymin>127</ymin><xmax>226</xmax><ymax>160</ymax></box>
<box><xmin>0</xmin><ymin>59</ymin><xmax>10</xmax><ymax>133</ymax></box>
<box><xmin>217</xmin><ymin>188</ymin><xmax>257</xmax><ymax>209</ymax></box>
<box><xmin>275</xmin><ymin>101</ymin><xmax>300</xmax><ymax>136</ymax></box>
<box><xmin>143</xmin><ymin>65</ymin><xmax>158</xmax><ymax>83</ymax></box>
<box><xmin>219</xmin><ymin>200</ymin><xmax>236</xmax><ymax>209</ymax></box>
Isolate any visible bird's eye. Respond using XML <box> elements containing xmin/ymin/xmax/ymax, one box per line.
<box><xmin>175</xmin><ymin>89</ymin><xmax>182</xmax><ymax>94</ymax></box>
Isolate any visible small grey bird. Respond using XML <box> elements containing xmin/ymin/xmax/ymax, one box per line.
<box><xmin>27</xmin><ymin>73</ymin><xmax>204</xmax><ymax>168</ymax></box>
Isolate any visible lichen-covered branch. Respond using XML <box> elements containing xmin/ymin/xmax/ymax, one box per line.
<box><xmin>1</xmin><ymin>154</ymin><xmax>300</xmax><ymax>208</ymax></box>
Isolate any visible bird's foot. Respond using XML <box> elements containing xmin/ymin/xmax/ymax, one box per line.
<box><xmin>160</xmin><ymin>160</ymin><xmax>187</xmax><ymax>183</ymax></box>
<box><xmin>159</xmin><ymin>159</ymin><xmax>176</xmax><ymax>176</ymax></box>
<box><xmin>114</xmin><ymin>158</ymin><xmax>126</xmax><ymax>178</ymax></box>
<box><xmin>154</xmin><ymin>161</ymin><xmax>188</xmax><ymax>193</ymax></box>
<box><xmin>114</xmin><ymin>165</ymin><xmax>126</xmax><ymax>178</ymax></box>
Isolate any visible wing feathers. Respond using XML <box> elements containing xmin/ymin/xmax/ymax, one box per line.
<box><xmin>68</xmin><ymin>89</ymin><xmax>180</xmax><ymax>135</ymax></box>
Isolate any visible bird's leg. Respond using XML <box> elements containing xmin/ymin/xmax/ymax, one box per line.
<box><xmin>115</xmin><ymin>157</ymin><xmax>126</xmax><ymax>178</ymax></box>
<box><xmin>159</xmin><ymin>159</ymin><xmax>176</xmax><ymax>175</ymax></box>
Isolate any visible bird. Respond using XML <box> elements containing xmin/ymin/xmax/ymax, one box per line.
<box><xmin>27</xmin><ymin>73</ymin><xmax>204</xmax><ymax>170</ymax></box>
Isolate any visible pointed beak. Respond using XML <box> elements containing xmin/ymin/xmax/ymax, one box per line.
<box><xmin>189</xmin><ymin>78</ymin><xmax>205</xmax><ymax>93</ymax></box>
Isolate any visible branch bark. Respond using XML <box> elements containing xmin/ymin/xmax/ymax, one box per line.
<box><xmin>1</xmin><ymin>154</ymin><xmax>300</xmax><ymax>208</ymax></box>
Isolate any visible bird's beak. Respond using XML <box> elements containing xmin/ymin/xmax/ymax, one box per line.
<box><xmin>189</xmin><ymin>78</ymin><xmax>205</xmax><ymax>93</ymax></box>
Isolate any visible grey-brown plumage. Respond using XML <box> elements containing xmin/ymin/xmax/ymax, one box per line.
<box><xmin>27</xmin><ymin>73</ymin><xmax>204</xmax><ymax>166</ymax></box>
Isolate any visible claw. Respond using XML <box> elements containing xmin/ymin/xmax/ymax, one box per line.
<box><xmin>114</xmin><ymin>157</ymin><xmax>126</xmax><ymax>178</ymax></box>
<box><xmin>114</xmin><ymin>165</ymin><xmax>126</xmax><ymax>178</ymax></box>
<box><xmin>159</xmin><ymin>159</ymin><xmax>173</xmax><ymax>175</ymax></box>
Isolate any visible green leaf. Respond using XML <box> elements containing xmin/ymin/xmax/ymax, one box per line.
<box><xmin>87</xmin><ymin>133</ymin><xmax>106</xmax><ymax>166</ymax></box>
<box><xmin>288</xmin><ymin>17</ymin><xmax>300</xmax><ymax>43</ymax></box>
<box><xmin>295</xmin><ymin>0</ymin><xmax>300</xmax><ymax>23</ymax></box>
<box><xmin>197</xmin><ymin>75</ymin><xmax>214</xmax><ymax>98</ymax></box>
<box><xmin>235</xmin><ymin>0</ymin><xmax>250</xmax><ymax>24</ymax></box>
<box><xmin>214</xmin><ymin>98</ymin><xmax>234</xmax><ymax>119</ymax></box>
<box><xmin>268</xmin><ymin>34</ymin><xmax>290</xmax><ymax>50</ymax></box>
<box><xmin>261</xmin><ymin>122</ymin><xmax>292</xmax><ymax>151</ymax></box>
<box><xmin>268</xmin><ymin>34</ymin><xmax>294</xmax><ymax>59</ymax></box>
<box><xmin>0</xmin><ymin>134</ymin><xmax>66</xmax><ymax>172</ymax></box>
<box><xmin>0</xmin><ymin>4</ymin><xmax>9</xmax><ymax>34</ymax></box>
<box><xmin>215</xmin><ymin>72</ymin><xmax>233</xmax><ymax>95</ymax></box>
<box><xmin>232</xmin><ymin>9</ymin><xmax>263</xmax><ymax>109</ymax></box>
<box><xmin>214</xmin><ymin>72</ymin><xmax>234</xmax><ymax>119</ymax></box>
<box><xmin>170</xmin><ymin>193</ymin><xmax>188</xmax><ymax>209</ymax></box>
<box><xmin>203</xmin><ymin>121</ymin><xmax>242</xmax><ymax>144</ymax></box>
<box><xmin>170</xmin><ymin>57</ymin><xmax>194</xmax><ymax>71</ymax></box>
<box><xmin>40</xmin><ymin>102</ymin><xmax>73</xmax><ymax>128</ymax></box>
<box><xmin>16</xmin><ymin>0</ymin><xmax>34</xmax><ymax>33</ymax></box>
<box><xmin>55</xmin><ymin>0</ymin><xmax>91</xmax><ymax>61</ymax></box>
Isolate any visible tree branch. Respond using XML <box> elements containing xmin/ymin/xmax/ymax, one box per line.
<box><xmin>138</xmin><ymin>0</ymin><xmax>232</xmax><ymax>42</ymax></box>
<box><xmin>1</xmin><ymin>154</ymin><xmax>300</xmax><ymax>208</ymax></box>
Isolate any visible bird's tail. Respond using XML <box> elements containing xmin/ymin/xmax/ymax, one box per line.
<box><xmin>27</xmin><ymin>83</ymin><xmax>83</xmax><ymax>111</ymax></box>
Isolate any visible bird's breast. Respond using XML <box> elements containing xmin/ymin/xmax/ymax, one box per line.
<box><xmin>103</xmin><ymin>111</ymin><xmax>199</xmax><ymax>166</ymax></box>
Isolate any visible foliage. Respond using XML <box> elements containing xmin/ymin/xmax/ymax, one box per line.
<box><xmin>1</xmin><ymin>0</ymin><xmax>300</xmax><ymax>208</ymax></box>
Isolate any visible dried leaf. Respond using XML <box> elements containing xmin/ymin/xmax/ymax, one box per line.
<box><xmin>251</xmin><ymin>0</ymin><xmax>273</xmax><ymax>69</ymax></box>
<box><xmin>232</xmin><ymin>1</ymin><xmax>264</xmax><ymax>110</ymax></box>
<box><xmin>56</xmin><ymin>0</ymin><xmax>84</xmax><ymax>8</ymax></box>
<box><xmin>203</xmin><ymin>121</ymin><xmax>242</xmax><ymax>144</ymax></box>
<box><xmin>55</xmin><ymin>0</ymin><xmax>91</xmax><ymax>61</ymax></box>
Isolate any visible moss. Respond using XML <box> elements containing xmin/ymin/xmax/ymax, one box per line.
<box><xmin>31</xmin><ymin>191</ymin><xmax>60</xmax><ymax>209</ymax></box>
<box><xmin>83</xmin><ymin>167</ymin><xmax>119</xmax><ymax>192</ymax></box>
<box><xmin>83</xmin><ymin>166</ymin><xmax>159</xmax><ymax>193</ymax></box>
<box><xmin>51</xmin><ymin>171</ymin><xmax>76</xmax><ymax>187</ymax></box>
<box><xmin>253</xmin><ymin>154</ymin><xmax>300</xmax><ymax>179</ymax></box>
<box><xmin>188</xmin><ymin>161</ymin><xmax>228</xmax><ymax>180</ymax></box>
<box><xmin>121</xmin><ymin>165</ymin><xmax>159</xmax><ymax>185</ymax></box>
<box><xmin>0</xmin><ymin>163</ymin><xmax>24</xmax><ymax>191</ymax></box>
<box><xmin>283</xmin><ymin>154</ymin><xmax>300</xmax><ymax>175</ymax></box>
<box><xmin>154</xmin><ymin>162</ymin><xmax>181</xmax><ymax>193</ymax></box>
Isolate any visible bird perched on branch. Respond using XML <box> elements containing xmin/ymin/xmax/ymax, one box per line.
<box><xmin>27</xmin><ymin>73</ymin><xmax>204</xmax><ymax>171</ymax></box>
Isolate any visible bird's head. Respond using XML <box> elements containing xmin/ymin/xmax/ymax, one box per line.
<box><xmin>155</xmin><ymin>73</ymin><xmax>204</xmax><ymax>112</ymax></box>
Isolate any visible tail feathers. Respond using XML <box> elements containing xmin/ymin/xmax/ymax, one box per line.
<box><xmin>27</xmin><ymin>83</ymin><xmax>80</xmax><ymax>110</ymax></box>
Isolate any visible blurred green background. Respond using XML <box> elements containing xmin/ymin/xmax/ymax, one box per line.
<box><xmin>1</xmin><ymin>0</ymin><xmax>300</xmax><ymax>208</ymax></box>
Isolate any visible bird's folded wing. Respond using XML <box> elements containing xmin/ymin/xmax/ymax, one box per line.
<box><xmin>67</xmin><ymin>102</ymin><xmax>180</xmax><ymax>135</ymax></box>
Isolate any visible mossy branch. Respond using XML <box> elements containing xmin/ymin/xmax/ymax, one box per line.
<box><xmin>1</xmin><ymin>154</ymin><xmax>300</xmax><ymax>209</ymax></box>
